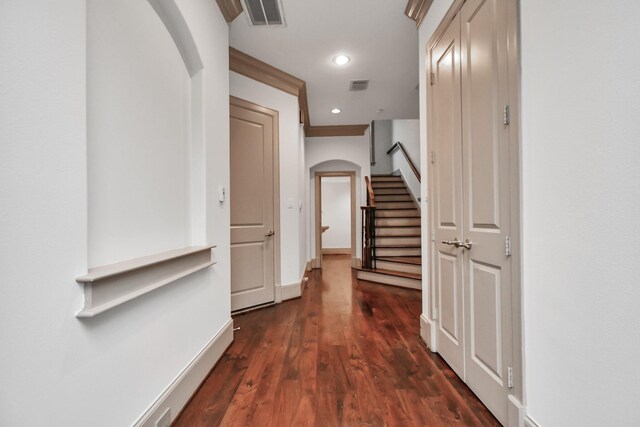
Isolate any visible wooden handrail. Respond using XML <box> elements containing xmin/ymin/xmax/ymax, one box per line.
<box><xmin>364</xmin><ymin>176</ymin><xmax>376</xmax><ymax>207</ymax></box>
<box><xmin>387</xmin><ymin>142</ymin><xmax>421</xmax><ymax>182</ymax></box>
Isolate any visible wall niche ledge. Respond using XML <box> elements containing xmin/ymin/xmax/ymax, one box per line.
<box><xmin>75</xmin><ymin>245</ymin><xmax>216</xmax><ymax>318</ymax></box>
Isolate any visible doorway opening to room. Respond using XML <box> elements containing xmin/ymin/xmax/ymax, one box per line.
<box><xmin>314</xmin><ymin>172</ymin><xmax>356</xmax><ymax>269</ymax></box>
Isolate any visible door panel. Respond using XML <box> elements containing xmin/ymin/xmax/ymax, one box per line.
<box><xmin>430</xmin><ymin>15</ymin><xmax>465</xmax><ymax>379</ymax></box>
<box><xmin>230</xmin><ymin>98</ymin><xmax>276</xmax><ymax>311</ymax></box>
<box><xmin>461</xmin><ymin>0</ymin><xmax>512</xmax><ymax>423</ymax></box>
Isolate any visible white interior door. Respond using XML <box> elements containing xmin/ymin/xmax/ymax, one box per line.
<box><xmin>230</xmin><ymin>97</ymin><xmax>277</xmax><ymax>311</ymax></box>
<box><xmin>430</xmin><ymin>15</ymin><xmax>465</xmax><ymax>379</ymax></box>
<box><xmin>429</xmin><ymin>1</ymin><xmax>515</xmax><ymax>424</ymax></box>
<box><xmin>460</xmin><ymin>0</ymin><xmax>513</xmax><ymax>422</ymax></box>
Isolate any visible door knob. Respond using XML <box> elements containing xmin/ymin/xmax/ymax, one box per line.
<box><xmin>265</xmin><ymin>230</ymin><xmax>274</xmax><ymax>237</ymax></box>
<box><xmin>459</xmin><ymin>239</ymin><xmax>473</xmax><ymax>250</ymax></box>
<box><xmin>442</xmin><ymin>238</ymin><xmax>461</xmax><ymax>246</ymax></box>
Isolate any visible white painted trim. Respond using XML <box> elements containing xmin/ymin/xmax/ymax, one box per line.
<box><xmin>274</xmin><ymin>283</ymin><xmax>283</xmax><ymax>303</ymax></box>
<box><xmin>133</xmin><ymin>319</ymin><xmax>234</xmax><ymax>427</ymax></box>
<box><xmin>281</xmin><ymin>282</ymin><xmax>301</xmax><ymax>300</ymax></box>
<box><xmin>508</xmin><ymin>394</ymin><xmax>527</xmax><ymax>427</ymax></box>
<box><xmin>352</xmin><ymin>257</ymin><xmax>362</xmax><ymax>268</ymax></box>
<box><xmin>420</xmin><ymin>313</ymin><xmax>437</xmax><ymax>352</ymax></box>
<box><xmin>281</xmin><ymin>260</ymin><xmax>312</xmax><ymax>301</ymax></box>
<box><xmin>523</xmin><ymin>415</ymin><xmax>541</xmax><ymax>427</ymax></box>
<box><xmin>76</xmin><ymin>247</ymin><xmax>215</xmax><ymax>318</ymax></box>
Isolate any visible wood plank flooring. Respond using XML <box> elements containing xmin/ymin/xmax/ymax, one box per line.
<box><xmin>173</xmin><ymin>255</ymin><xmax>500</xmax><ymax>426</ymax></box>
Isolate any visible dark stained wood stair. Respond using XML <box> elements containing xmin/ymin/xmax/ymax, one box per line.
<box><xmin>356</xmin><ymin>175</ymin><xmax>423</xmax><ymax>289</ymax></box>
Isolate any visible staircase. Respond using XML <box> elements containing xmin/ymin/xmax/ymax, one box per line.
<box><xmin>355</xmin><ymin>175</ymin><xmax>422</xmax><ymax>289</ymax></box>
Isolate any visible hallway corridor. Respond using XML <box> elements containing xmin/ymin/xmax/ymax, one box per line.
<box><xmin>174</xmin><ymin>255</ymin><xmax>499</xmax><ymax>426</ymax></box>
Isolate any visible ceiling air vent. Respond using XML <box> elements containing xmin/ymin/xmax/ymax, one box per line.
<box><xmin>243</xmin><ymin>0</ymin><xmax>285</xmax><ymax>26</ymax></box>
<box><xmin>349</xmin><ymin>79</ymin><xmax>370</xmax><ymax>91</ymax></box>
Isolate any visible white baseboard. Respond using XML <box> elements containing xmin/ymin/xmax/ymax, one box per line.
<box><xmin>508</xmin><ymin>394</ymin><xmax>527</xmax><ymax>427</ymax></box>
<box><xmin>281</xmin><ymin>261</ymin><xmax>312</xmax><ymax>301</ymax></box>
<box><xmin>134</xmin><ymin>319</ymin><xmax>234</xmax><ymax>427</ymax></box>
<box><xmin>281</xmin><ymin>281</ymin><xmax>301</xmax><ymax>300</ymax></box>
<box><xmin>523</xmin><ymin>415</ymin><xmax>541</xmax><ymax>427</ymax></box>
<box><xmin>419</xmin><ymin>313</ymin><xmax>436</xmax><ymax>351</ymax></box>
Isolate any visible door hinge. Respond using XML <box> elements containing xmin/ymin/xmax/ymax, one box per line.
<box><xmin>431</xmin><ymin>231</ymin><xmax>436</xmax><ymax>243</ymax></box>
<box><xmin>432</xmin><ymin>307</ymin><xmax>438</xmax><ymax>320</ymax></box>
<box><xmin>507</xmin><ymin>367</ymin><xmax>514</xmax><ymax>388</ymax></box>
<box><xmin>431</xmin><ymin>151</ymin><xmax>436</xmax><ymax>164</ymax></box>
<box><xmin>503</xmin><ymin>105</ymin><xmax>510</xmax><ymax>125</ymax></box>
<box><xmin>430</xmin><ymin>72</ymin><xmax>435</xmax><ymax>86</ymax></box>
<box><xmin>505</xmin><ymin>236</ymin><xmax>512</xmax><ymax>256</ymax></box>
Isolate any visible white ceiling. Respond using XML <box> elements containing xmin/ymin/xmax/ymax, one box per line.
<box><xmin>229</xmin><ymin>0</ymin><xmax>419</xmax><ymax>126</ymax></box>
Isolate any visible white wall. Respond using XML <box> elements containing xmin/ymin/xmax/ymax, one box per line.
<box><xmin>520</xmin><ymin>1</ymin><xmax>640</xmax><ymax>425</ymax></box>
<box><xmin>88</xmin><ymin>0</ymin><xmax>191</xmax><ymax>266</ymax></box>
<box><xmin>306</xmin><ymin>133</ymin><xmax>371</xmax><ymax>262</ymax></box>
<box><xmin>392</xmin><ymin>119</ymin><xmax>420</xmax><ymax>172</ymax></box>
<box><xmin>391</xmin><ymin>119</ymin><xmax>421</xmax><ymax>201</ymax></box>
<box><xmin>298</xmin><ymin>124</ymin><xmax>308</xmax><ymax>272</ymax></box>
<box><xmin>321</xmin><ymin>177</ymin><xmax>351</xmax><ymax>249</ymax></box>
<box><xmin>230</xmin><ymin>71</ymin><xmax>307</xmax><ymax>286</ymax></box>
<box><xmin>371</xmin><ymin>120</ymin><xmax>393</xmax><ymax>175</ymax></box>
<box><xmin>0</xmin><ymin>0</ymin><xmax>231</xmax><ymax>425</ymax></box>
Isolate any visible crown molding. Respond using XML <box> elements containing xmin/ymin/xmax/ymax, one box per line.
<box><xmin>306</xmin><ymin>125</ymin><xmax>370</xmax><ymax>138</ymax></box>
<box><xmin>216</xmin><ymin>0</ymin><xmax>243</xmax><ymax>23</ymax></box>
<box><xmin>229</xmin><ymin>49</ymin><xmax>369</xmax><ymax>137</ymax></box>
<box><xmin>405</xmin><ymin>0</ymin><xmax>433</xmax><ymax>28</ymax></box>
<box><xmin>229</xmin><ymin>47</ymin><xmax>310</xmax><ymax>133</ymax></box>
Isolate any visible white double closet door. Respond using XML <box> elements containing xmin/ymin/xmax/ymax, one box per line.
<box><xmin>430</xmin><ymin>0</ymin><xmax>514</xmax><ymax>424</ymax></box>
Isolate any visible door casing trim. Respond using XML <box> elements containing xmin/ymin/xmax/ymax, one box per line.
<box><xmin>314</xmin><ymin>171</ymin><xmax>357</xmax><ymax>269</ymax></box>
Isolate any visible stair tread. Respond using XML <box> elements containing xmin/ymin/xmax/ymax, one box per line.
<box><xmin>377</xmin><ymin>234</ymin><xmax>421</xmax><ymax>238</ymax></box>
<box><xmin>377</xmin><ymin>256</ymin><xmax>422</xmax><ymax>265</ymax></box>
<box><xmin>355</xmin><ymin>267</ymin><xmax>422</xmax><ymax>280</ymax></box>
<box><xmin>375</xmin><ymin>225</ymin><xmax>422</xmax><ymax>228</ymax></box>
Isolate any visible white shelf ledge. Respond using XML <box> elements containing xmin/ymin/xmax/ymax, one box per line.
<box><xmin>76</xmin><ymin>245</ymin><xmax>216</xmax><ymax>318</ymax></box>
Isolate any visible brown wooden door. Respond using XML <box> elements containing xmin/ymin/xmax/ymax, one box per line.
<box><xmin>230</xmin><ymin>97</ymin><xmax>278</xmax><ymax>311</ymax></box>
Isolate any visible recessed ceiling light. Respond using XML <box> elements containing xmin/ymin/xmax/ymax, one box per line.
<box><xmin>332</xmin><ymin>55</ymin><xmax>350</xmax><ymax>66</ymax></box>
<box><xmin>331</xmin><ymin>108</ymin><xmax>341</xmax><ymax>114</ymax></box>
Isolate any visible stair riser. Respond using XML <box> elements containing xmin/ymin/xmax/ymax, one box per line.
<box><xmin>376</xmin><ymin>202</ymin><xmax>416</xmax><ymax>209</ymax></box>
<box><xmin>374</xmin><ymin>188</ymin><xmax>410</xmax><ymax>195</ymax></box>
<box><xmin>372</xmin><ymin>182</ymin><xmax>407</xmax><ymax>188</ymax></box>
<box><xmin>371</xmin><ymin>176</ymin><xmax>403</xmax><ymax>182</ymax></box>
<box><xmin>374</xmin><ymin>261</ymin><xmax>422</xmax><ymax>275</ymax></box>
<box><xmin>376</xmin><ymin>248</ymin><xmax>421</xmax><ymax>257</ymax></box>
<box><xmin>355</xmin><ymin>271</ymin><xmax>422</xmax><ymax>290</ymax></box>
<box><xmin>375</xmin><ymin>195</ymin><xmax>414</xmax><ymax>202</ymax></box>
<box><xmin>376</xmin><ymin>236</ymin><xmax>421</xmax><ymax>246</ymax></box>
<box><xmin>376</xmin><ymin>210</ymin><xmax>420</xmax><ymax>218</ymax></box>
<box><xmin>376</xmin><ymin>227</ymin><xmax>421</xmax><ymax>236</ymax></box>
<box><xmin>376</xmin><ymin>218</ymin><xmax>421</xmax><ymax>227</ymax></box>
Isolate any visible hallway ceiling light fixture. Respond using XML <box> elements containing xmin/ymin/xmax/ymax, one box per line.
<box><xmin>331</xmin><ymin>108</ymin><xmax>341</xmax><ymax>114</ymax></box>
<box><xmin>332</xmin><ymin>55</ymin><xmax>350</xmax><ymax>66</ymax></box>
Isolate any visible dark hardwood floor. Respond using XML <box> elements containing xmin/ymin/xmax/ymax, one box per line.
<box><xmin>174</xmin><ymin>255</ymin><xmax>500</xmax><ymax>426</ymax></box>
